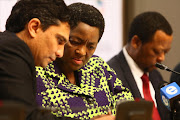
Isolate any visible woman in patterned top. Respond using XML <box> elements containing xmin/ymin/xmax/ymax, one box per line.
<box><xmin>36</xmin><ymin>2</ymin><xmax>134</xmax><ymax>120</ymax></box>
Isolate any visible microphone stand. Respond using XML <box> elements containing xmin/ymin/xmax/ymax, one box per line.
<box><xmin>165</xmin><ymin>68</ymin><xmax>180</xmax><ymax>75</ymax></box>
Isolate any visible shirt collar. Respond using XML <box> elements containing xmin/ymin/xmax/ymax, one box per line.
<box><xmin>123</xmin><ymin>46</ymin><xmax>145</xmax><ymax>78</ymax></box>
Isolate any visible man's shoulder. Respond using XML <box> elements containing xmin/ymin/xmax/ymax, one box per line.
<box><xmin>0</xmin><ymin>31</ymin><xmax>28</xmax><ymax>51</ymax></box>
<box><xmin>0</xmin><ymin>31</ymin><xmax>32</xmax><ymax>57</ymax></box>
<box><xmin>107</xmin><ymin>50</ymin><xmax>123</xmax><ymax>64</ymax></box>
<box><xmin>0</xmin><ymin>31</ymin><xmax>35</xmax><ymax>75</ymax></box>
<box><xmin>0</xmin><ymin>31</ymin><xmax>17</xmax><ymax>42</ymax></box>
<box><xmin>107</xmin><ymin>51</ymin><xmax>125</xmax><ymax>71</ymax></box>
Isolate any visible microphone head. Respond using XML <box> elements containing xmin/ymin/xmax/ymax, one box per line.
<box><xmin>155</xmin><ymin>63</ymin><xmax>167</xmax><ymax>70</ymax></box>
<box><xmin>156</xmin><ymin>63</ymin><xmax>180</xmax><ymax>75</ymax></box>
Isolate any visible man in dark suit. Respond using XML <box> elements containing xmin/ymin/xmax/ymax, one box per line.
<box><xmin>108</xmin><ymin>12</ymin><xmax>173</xmax><ymax>120</ymax></box>
<box><xmin>0</xmin><ymin>0</ymin><xmax>76</xmax><ymax>120</ymax></box>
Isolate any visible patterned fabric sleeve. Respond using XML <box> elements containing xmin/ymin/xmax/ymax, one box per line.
<box><xmin>84</xmin><ymin>55</ymin><xmax>134</xmax><ymax>114</ymax></box>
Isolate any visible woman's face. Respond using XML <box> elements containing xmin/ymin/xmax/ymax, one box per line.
<box><xmin>61</xmin><ymin>22</ymin><xmax>99</xmax><ymax>71</ymax></box>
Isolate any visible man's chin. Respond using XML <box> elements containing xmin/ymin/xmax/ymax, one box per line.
<box><xmin>145</xmin><ymin>66</ymin><xmax>156</xmax><ymax>72</ymax></box>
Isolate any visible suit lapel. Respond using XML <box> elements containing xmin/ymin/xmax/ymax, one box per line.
<box><xmin>118</xmin><ymin>51</ymin><xmax>142</xmax><ymax>98</ymax></box>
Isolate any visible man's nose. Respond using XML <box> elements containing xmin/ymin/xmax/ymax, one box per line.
<box><xmin>55</xmin><ymin>46</ymin><xmax>64</xmax><ymax>58</ymax></box>
<box><xmin>157</xmin><ymin>53</ymin><xmax>165</xmax><ymax>62</ymax></box>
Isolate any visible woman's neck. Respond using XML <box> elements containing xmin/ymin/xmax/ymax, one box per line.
<box><xmin>56</xmin><ymin>60</ymin><xmax>76</xmax><ymax>85</ymax></box>
<box><xmin>66</xmin><ymin>72</ymin><xmax>76</xmax><ymax>85</ymax></box>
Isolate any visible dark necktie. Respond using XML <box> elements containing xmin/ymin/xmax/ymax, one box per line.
<box><xmin>141</xmin><ymin>73</ymin><xmax>161</xmax><ymax>120</ymax></box>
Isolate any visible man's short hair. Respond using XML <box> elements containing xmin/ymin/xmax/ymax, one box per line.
<box><xmin>6</xmin><ymin>0</ymin><xmax>71</xmax><ymax>33</ymax></box>
<box><xmin>128</xmin><ymin>11</ymin><xmax>173</xmax><ymax>44</ymax></box>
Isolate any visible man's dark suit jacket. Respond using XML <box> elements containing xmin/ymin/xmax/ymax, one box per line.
<box><xmin>107</xmin><ymin>50</ymin><xmax>171</xmax><ymax>120</ymax></box>
<box><xmin>0</xmin><ymin>31</ymin><xmax>76</xmax><ymax>120</ymax></box>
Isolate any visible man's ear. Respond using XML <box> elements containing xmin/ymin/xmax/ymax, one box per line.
<box><xmin>131</xmin><ymin>35</ymin><xmax>142</xmax><ymax>49</ymax></box>
<box><xmin>27</xmin><ymin>18</ymin><xmax>41</xmax><ymax>38</ymax></box>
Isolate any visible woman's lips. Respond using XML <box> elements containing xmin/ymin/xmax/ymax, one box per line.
<box><xmin>73</xmin><ymin>58</ymin><xmax>83</xmax><ymax>65</ymax></box>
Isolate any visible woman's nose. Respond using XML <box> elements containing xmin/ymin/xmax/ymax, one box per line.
<box><xmin>75</xmin><ymin>46</ymin><xmax>86</xmax><ymax>56</ymax></box>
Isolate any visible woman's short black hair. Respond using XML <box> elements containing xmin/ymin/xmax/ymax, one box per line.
<box><xmin>68</xmin><ymin>2</ymin><xmax>105</xmax><ymax>42</ymax></box>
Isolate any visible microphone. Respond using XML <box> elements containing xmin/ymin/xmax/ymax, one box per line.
<box><xmin>155</xmin><ymin>63</ymin><xmax>180</xmax><ymax>119</ymax></box>
<box><xmin>160</xmin><ymin>82</ymin><xmax>180</xmax><ymax>111</ymax></box>
<box><xmin>160</xmin><ymin>82</ymin><xmax>180</xmax><ymax>120</ymax></box>
<box><xmin>155</xmin><ymin>63</ymin><xmax>180</xmax><ymax>75</ymax></box>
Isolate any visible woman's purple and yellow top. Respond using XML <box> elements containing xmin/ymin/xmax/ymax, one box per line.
<box><xmin>36</xmin><ymin>55</ymin><xmax>133</xmax><ymax>120</ymax></box>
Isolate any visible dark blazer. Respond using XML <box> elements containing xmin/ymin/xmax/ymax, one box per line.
<box><xmin>107</xmin><ymin>50</ymin><xmax>171</xmax><ymax>120</ymax></box>
<box><xmin>0</xmin><ymin>31</ymin><xmax>76</xmax><ymax>120</ymax></box>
